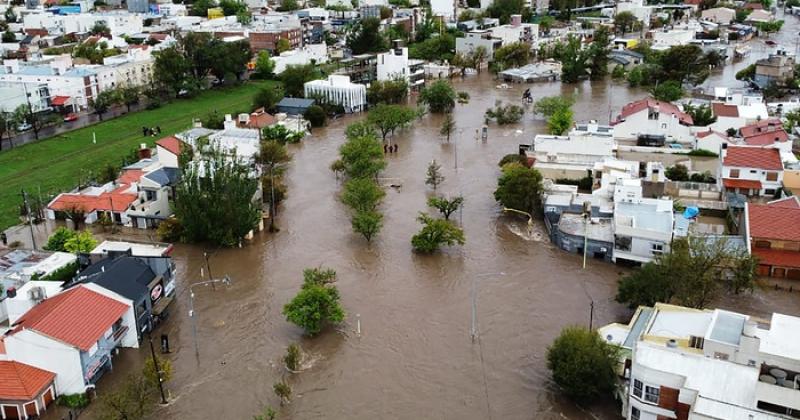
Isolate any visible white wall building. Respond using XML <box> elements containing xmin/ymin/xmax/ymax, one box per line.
<box><xmin>430</xmin><ymin>0</ymin><xmax>456</xmax><ymax>20</ymax></box>
<box><xmin>376</xmin><ymin>45</ymin><xmax>425</xmax><ymax>89</ymax></box>
<box><xmin>599</xmin><ymin>303</ymin><xmax>800</xmax><ymax>420</ymax></box>
<box><xmin>719</xmin><ymin>145</ymin><xmax>784</xmax><ymax>197</ymax></box>
<box><xmin>272</xmin><ymin>43</ymin><xmax>328</xmax><ymax>75</ymax></box>
<box><xmin>455</xmin><ymin>31</ymin><xmax>503</xmax><ymax>59</ymax></box>
<box><xmin>0</xmin><ymin>81</ymin><xmax>50</xmax><ymax>114</ymax></box>
<box><xmin>0</xmin><ymin>63</ymin><xmax>99</xmax><ymax>110</ymax></box>
<box><xmin>612</xmin><ymin>181</ymin><xmax>674</xmax><ymax>264</ymax></box>
<box><xmin>304</xmin><ymin>75</ymin><xmax>366</xmax><ymax>113</ymax></box>
<box><xmin>489</xmin><ymin>15</ymin><xmax>538</xmax><ymax>46</ymax></box>
<box><xmin>613</xmin><ymin>98</ymin><xmax>694</xmax><ymax>144</ymax></box>
<box><xmin>526</xmin><ymin>123</ymin><xmax>616</xmax><ymax>180</ymax></box>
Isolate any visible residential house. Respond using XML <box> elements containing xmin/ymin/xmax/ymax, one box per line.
<box><xmin>612</xmin><ymin>184</ymin><xmax>675</xmax><ymax>264</ymax></box>
<box><xmin>709</xmin><ymin>102</ymin><xmax>770</xmax><ymax>133</ymax></box>
<box><xmin>740</xmin><ymin>119</ymin><xmax>793</xmax><ymax>154</ymax></box>
<box><xmin>0</xmin><ymin>81</ymin><xmax>49</xmax><ymax>114</ymax></box>
<box><xmin>155</xmin><ymin>136</ymin><xmax>184</xmax><ymax>169</ymax></box>
<box><xmin>3</xmin><ymin>284</ymin><xmax>138</xmax><ymax>395</ymax></box>
<box><xmin>271</xmin><ymin>43</ymin><xmax>328</xmax><ymax>75</ymax></box>
<box><xmin>754</xmin><ymin>51</ymin><xmax>795</xmax><ymax>89</ymax></box>
<box><xmin>0</xmin><ymin>63</ymin><xmax>99</xmax><ymax>110</ymax></box>
<box><xmin>0</xmin><ymin>361</ymin><xmax>57</xmax><ymax>420</ymax></box>
<box><xmin>0</xmin><ymin>250</ymin><xmax>75</xmax><ymax>323</ymax></box>
<box><xmin>456</xmin><ymin>18</ymin><xmax>500</xmax><ymax>32</ymax></box>
<box><xmin>784</xmin><ymin>162</ymin><xmax>800</xmax><ymax>196</ymax></box>
<box><xmin>430</xmin><ymin>0</ymin><xmax>456</xmax><ymax>21</ymax></box>
<box><xmin>5</xmin><ymin>281</ymin><xmax>64</xmax><ymax>327</ymax></box>
<box><xmin>89</xmin><ymin>240</ymin><xmax>173</xmax><ymax>259</ymax></box>
<box><xmin>488</xmin><ymin>15</ymin><xmax>537</xmax><ymax>47</ymax></box>
<box><xmin>455</xmin><ymin>31</ymin><xmax>503</xmax><ymax>60</ymax></box>
<box><xmin>276</xmin><ymin>97</ymin><xmax>315</xmax><ymax>116</ymax></box>
<box><xmin>719</xmin><ymin>145</ymin><xmax>784</xmax><ymax>197</ymax></box>
<box><xmin>599</xmin><ymin>303</ymin><xmax>800</xmax><ymax>420</ymax></box>
<box><xmin>701</xmin><ymin>7</ymin><xmax>736</xmax><ymax>25</ymax></box>
<box><xmin>197</xmin><ymin>15</ymin><xmax>303</xmax><ymax>53</ymax></box>
<box><xmin>376</xmin><ymin>42</ymin><xmax>425</xmax><ymax>90</ymax></box>
<box><xmin>523</xmin><ymin>122</ymin><xmax>616</xmax><ymax>180</ymax></box>
<box><xmin>745</xmin><ymin>196</ymin><xmax>800</xmax><ymax>281</ymax></box>
<box><xmin>745</xmin><ymin>9</ymin><xmax>773</xmax><ymax>24</ymax></box>
<box><xmin>74</xmin><ymin>253</ymin><xmax>176</xmax><ymax>338</ymax></box>
<box><xmin>651</xmin><ymin>28</ymin><xmax>695</xmax><ymax>48</ymax></box>
<box><xmin>612</xmin><ymin>98</ymin><xmax>694</xmax><ymax>144</ymax></box>
<box><xmin>693</xmin><ymin>129</ymin><xmax>729</xmax><ymax>154</ymax></box>
<box><xmin>609</xmin><ymin>49</ymin><xmax>644</xmax><ymax>71</ymax></box>
<box><xmin>237</xmin><ymin>108</ymin><xmax>277</xmax><ymax>130</ymax></box>
<box><xmin>304</xmin><ymin>75</ymin><xmax>366</xmax><ymax>113</ymax></box>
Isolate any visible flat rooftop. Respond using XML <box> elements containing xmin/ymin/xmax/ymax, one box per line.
<box><xmin>558</xmin><ymin>214</ymin><xmax>614</xmax><ymax>243</ymax></box>
<box><xmin>615</xmin><ymin>200</ymin><xmax>674</xmax><ymax>233</ymax></box>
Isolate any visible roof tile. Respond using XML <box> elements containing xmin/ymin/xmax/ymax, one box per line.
<box><xmin>0</xmin><ymin>361</ymin><xmax>55</xmax><ymax>401</ymax></box>
<box><xmin>723</xmin><ymin>146</ymin><xmax>783</xmax><ymax>170</ymax></box>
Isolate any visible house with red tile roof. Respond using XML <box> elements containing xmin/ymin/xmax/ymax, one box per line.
<box><xmin>612</xmin><ymin>98</ymin><xmax>694</xmax><ymax>144</ymax></box>
<box><xmin>739</xmin><ymin>119</ymin><xmax>793</xmax><ymax>154</ymax></box>
<box><xmin>710</xmin><ymin>102</ymin><xmax>770</xmax><ymax>133</ymax></box>
<box><xmin>0</xmin><ymin>360</ymin><xmax>57</xmax><ymax>419</ymax></box>
<box><xmin>719</xmin><ymin>145</ymin><xmax>784</xmax><ymax>197</ymax></box>
<box><xmin>745</xmin><ymin>196</ymin><xmax>800</xmax><ymax>280</ymax></box>
<box><xmin>155</xmin><ymin>135</ymin><xmax>185</xmax><ymax>169</ymax></box>
<box><xmin>2</xmin><ymin>284</ymin><xmax>137</xmax><ymax>395</ymax></box>
<box><xmin>693</xmin><ymin>129</ymin><xmax>729</xmax><ymax>154</ymax></box>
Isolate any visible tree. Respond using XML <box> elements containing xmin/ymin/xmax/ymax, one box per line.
<box><xmin>485</xmin><ymin>101</ymin><xmax>524</xmax><ymax>125</ymax></box>
<box><xmin>190</xmin><ymin>0</ymin><xmax>216</xmax><ymax>15</ymax></box>
<box><xmin>253</xmin><ymin>51</ymin><xmax>275</xmax><ymax>79</ymax></box>
<box><xmin>534</xmin><ymin>96</ymin><xmax>574</xmax><ymax>118</ymax></box>
<box><xmin>275</xmin><ymin>38</ymin><xmax>291</xmax><ymax>54</ymax></box>
<box><xmin>0</xmin><ymin>112</ymin><xmax>10</xmax><ymax>150</ymax></box>
<box><xmin>278</xmin><ymin>0</ymin><xmax>299</xmax><ymax>11</ymax></box>
<box><xmin>408</xmin><ymin>34</ymin><xmax>456</xmax><ymax>63</ymax></box>
<box><xmin>486</xmin><ymin>0</ymin><xmax>525</xmax><ymax>24</ymax></box>
<box><xmin>118</xmin><ymin>85</ymin><xmax>141</xmax><ymax>113</ymax></box>
<box><xmin>180</xmin><ymin>32</ymin><xmax>215</xmax><ymax>83</ymax></box>
<box><xmin>546</xmin><ymin>326</ymin><xmax>618</xmax><ymax>401</ymax></box>
<box><xmin>304</xmin><ymin>105</ymin><xmax>327</xmax><ymax>127</ymax></box>
<box><xmin>494</xmin><ymin>163</ymin><xmax>543</xmax><ymax>215</ymax></box>
<box><xmin>90</xmin><ymin>89</ymin><xmax>118</xmax><ymax>121</ymax></box>
<box><xmin>96</xmin><ymin>374</ymin><xmax>154</xmax><ymax>420</ymax></box>
<box><xmin>728</xmin><ymin>252</ymin><xmax>758</xmax><ymax>295</ymax></box>
<box><xmin>614</xmin><ymin>11</ymin><xmax>638</xmax><ymax>34</ymax></box>
<box><xmin>174</xmin><ymin>148</ymin><xmax>261</xmax><ymax>246</ymax></box>
<box><xmin>258</xmin><ymin>139</ymin><xmax>291</xmax><ymax>230</ymax></box>
<box><xmin>283</xmin><ymin>267</ymin><xmax>345</xmax><ymax>335</ymax></box>
<box><xmin>367</xmin><ymin>78</ymin><xmax>408</xmax><ymax>104</ymax></box>
<box><xmin>428</xmin><ymin>196</ymin><xmax>464</xmax><ymax>220</ymax></box>
<box><xmin>12</xmin><ymin>104</ymin><xmax>44</xmax><ymax>140</ymax></box>
<box><xmin>273</xmin><ymin>381</ymin><xmax>292</xmax><ymax>405</ymax></box>
<box><xmin>411</xmin><ymin>213</ymin><xmax>466</xmax><ymax>253</ymax></box>
<box><xmin>219</xmin><ymin>0</ymin><xmax>247</xmax><ymax>15</ymax></box>
<box><xmin>440</xmin><ymin>113</ymin><xmax>456</xmax><ymax>142</ymax></box>
<box><xmin>253</xmin><ymin>86</ymin><xmax>283</xmax><ymax>112</ymax></box>
<box><xmin>492</xmin><ymin>42</ymin><xmax>531</xmax><ymax>71</ymax></box>
<box><xmin>347</xmin><ymin>17</ymin><xmax>386</xmax><ymax>54</ymax></box>
<box><xmin>547</xmin><ymin>107</ymin><xmax>573</xmax><ymax>135</ymax></box>
<box><xmin>735</xmin><ymin>64</ymin><xmax>756</xmax><ymax>81</ymax></box>
<box><xmin>425</xmin><ymin>160</ymin><xmax>444</xmax><ymax>190</ymax></box>
<box><xmin>498</xmin><ymin>153</ymin><xmax>526</xmax><ymax>167</ymax></box>
<box><xmin>64</xmin><ymin>230</ymin><xmax>97</xmax><ymax>253</ymax></box>
<box><xmin>341</xmin><ymin>177</ymin><xmax>385</xmax><ymax>212</ymax></box>
<box><xmin>352</xmin><ymin>210</ymin><xmax>383</xmax><ymax>242</ymax></box>
<box><xmin>339</xmin><ymin>133</ymin><xmax>386</xmax><ymax>179</ymax></box>
<box><xmin>143</xmin><ymin>356</ymin><xmax>173</xmax><ymax>389</ymax></box>
<box><xmin>90</xmin><ymin>22</ymin><xmax>110</xmax><ymax>37</ymax></box>
<box><xmin>1</xmin><ymin>30</ymin><xmax>15</xmax><ymax>43</ymax></box>
<box><xmin>659</xmin><ymin>45</ymin><xmax>709</xmax><ymax>86</ymax></box>
<box><xmin>650</xmin><ymin>80</ymin><xmax>684</xmax><ymax>102</ymax></box>
<box><xmin>43</xmin><ymin>227</ymin><xmax>77</xmax><ymax>252</ymax></box>
<box><xmin>588</xmin><ymin>26</ymin><xmax>611</xmax><ymax>80</ymax></box>
<box><xmin>419</xmin><ymin>80</ymin><xmax>456</xmax><ymax>113</ymax></box>
<box><xmin>684</xmin><ymin>103</ymin><xmax>716</xmax><ymax>126</ymax></box>
<box><xmin>281</xmin><ymin>64</ymin><xmax>323</xmax><ymax>97</ymax></box>
<box><xmin>551</xmin><ymin>35</ymin><xmax>590</xmax><ymax>83</ymax></box>
<box><xmin>665</xmin><ymin>164</ymin><xmax>690</xmax><ymax>181</ymax></box>
<box><xmin>367</xmin><ymin>104</ymin><xmax>416</xmax><ymax>141</ymax></box>
<box><xmin>154</xmin><ymin>47</ymin><xmax>192</xmax><ymax>98</ymax></box>
<box><xmin>616</xmin><ymin>262</ymin><xmax>674</xmax><ymax>308</ymax></box>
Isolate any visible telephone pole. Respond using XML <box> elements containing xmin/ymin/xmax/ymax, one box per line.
<box><xmin>20</xmin><ymin>189</ymin><xmax>36</xmax><ymax>250</ymax></box>
<box><xmin>148</xmin><ymin>333</ymin><xmax>168</xmax><ymax>404</ymax></box>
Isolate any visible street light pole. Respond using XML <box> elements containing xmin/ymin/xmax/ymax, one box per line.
<box><xmin>188</xmin><ymin>275</ymin><xmax>231</xmax><ymax>360</ymax></box>
<box><xmin>148</xmin><ymin>333</ymin><xmax>168</xmax><ymax>404</ymax></box>
<box><xmin>471</xmin><ymin>272</ymin><xmax>506</xmax><ymax>343</ymax></box>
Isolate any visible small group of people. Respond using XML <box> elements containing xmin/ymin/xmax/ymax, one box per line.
<box><xmin>522</xmin><ymin>88</ymin><xmax>533</xmax><ymax>104</ymax></box>
<box><xmin>384</xmin><ymin>144</ymin><xmax>399</xmax><ymax>153</ymax></box>
<box><xmin>142</xmin><ymin>126</ymin><xmax>162</xmax><ymax>137</ymax></box>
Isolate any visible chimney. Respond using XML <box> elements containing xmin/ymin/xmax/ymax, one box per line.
<box><xmin>138</xmin><ymin>143</ymin><xmax>151</xmax><ymax>159</ymax></box>
<box><xmin>511</xmin><ymin>14</ymin><xmax>522</xmax><ymax>27</ymax></box>
<box><xmin>223</xmin><ymin>114</ymin><xmax>236</xmax><ymax>130</ymax></box>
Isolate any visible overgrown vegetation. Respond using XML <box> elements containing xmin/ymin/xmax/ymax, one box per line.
<box><xmin>283</xmin><ymin>267</ymin><xmax>345</xmax><ymax>335</ymax></box>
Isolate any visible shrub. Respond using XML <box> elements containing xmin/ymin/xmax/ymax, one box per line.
<box><xmin>284</xmin><ymin>343</ymin><xmax>301</xmax><ymax>371</ymax></box>
<box><xmin>304</xmin><ymin>104</ymin><xmax>327</xmax><ymax>127</ymax></box>
<box><xmin>156</xmin><ymin>217</ymin><xmax>183</xmax><ymax>242</ymax></box>
<box><xmin>498</xmin><ymin>153</ymin><xmax>527</xmax><ymax>167</ymax></box>
<box><xmin>57</xmin><ymin>393</ymin><xmax>89</xmax><ymax>409</ymax></box>
<box><xmin>484</xmin><ymin>101</ymin><xmax>524</xmax><ymax>125</ymax></box>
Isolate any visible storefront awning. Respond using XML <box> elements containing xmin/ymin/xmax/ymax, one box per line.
<box><xmin>51</xmin><ymin>96</ymin><xmax>70</xmax><ymax>106</ymax></box>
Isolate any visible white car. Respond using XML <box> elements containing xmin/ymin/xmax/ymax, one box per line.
<box><xmin>16</xmin><ymin>122</ymin><xmax>32</xmax><ymax>132</ymax></box>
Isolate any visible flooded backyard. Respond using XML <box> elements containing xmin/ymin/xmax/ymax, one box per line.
<box><xmin>21</xmin><ymin>16</ymin><xmax>800</xmax><ymax>419</ymax></box>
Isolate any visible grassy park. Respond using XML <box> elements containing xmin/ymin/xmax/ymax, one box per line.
<box><xmin>0</xmin><ymin>80</ymin><xmax>278</xmax><ymax>230</ymax></box>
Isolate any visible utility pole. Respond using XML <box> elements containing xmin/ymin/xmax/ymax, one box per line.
<box><xmin>148</xmin><ymin>333</ymin><xmax>168</xmax><ymax>404</ymax></box>
<box><xmin>20</xmin><ymin>189</ymin><xmax>36</xmax><ymax>250</ymax></box>
<box><xmin>589</xmin><ymin>300</ymin><xmax>594</xmax><ymax>330</ymax></box>
<box><xmin>189</xmin><ymin>276</ymin><xmax>231</xmax><ymax>360</ymax></box>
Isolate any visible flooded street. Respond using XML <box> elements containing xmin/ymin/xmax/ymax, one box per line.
<box><xmin>73</xmin><ymin>21</ymin><xmax>800</xmax><ymax>420</ymax></box>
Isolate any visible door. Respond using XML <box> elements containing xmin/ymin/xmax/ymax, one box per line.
<box><xmin>757</xmin><ymin>264</ymin><xmax>771</xmax><ymax>277</ymax></box>
<box><xmin>788</xmin><ymin>269</ymin><xmax>800</xmax><ymax>281</ymax></box>
<box><xmin>23</xmin><ymin>401</ymin><xmax>36</xmax><ymax>417</ymax></box>
<box><xmin>43</xmin><ymin>387</ymin><xmax>54</xmax><ymax>406</ymax></box>
<box><xmin>3</xmin><ymin>405</ymin><xmax>20</xmax><ymax>419</ymax></box>
<box><xmin>773</xmin><ymin>268</ymin><xmax>786</xmax><ymax>278</ymax></box>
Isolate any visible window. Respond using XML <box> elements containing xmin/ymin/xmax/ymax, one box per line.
<box><xmin>651</xmin><ymin>243</ymin><xmax>664</xmax><ymax>255</ymax></box>
<box><xmin>755</xmin><ymin>240</ymin><xmax>771</xmax><ymax>249</ymax></box>
<box><xmin>631</xmin><ymin>406</ymin><xmax>640</xmax><ymax>420</ymax></box>
<box><xmin>729</xmin><ymin>169</ymin><xmax>740</xmax><ymax>178</ymax></box>
<box><xmin>750</xmin><ymin>170</ymin><xmax>757</xmax><ymax>174</ymax></box>
<box><xmin>633</xmin><ymin>379</ymin><xmax>643</xmax><ymax>398</ymax></box>
<box><xmin>661</xmin><ymin>123</ymin><xmax>667</xmax><ymax>129</ymax></box>
<box><xmin>765</xmin><ymin>189</ymin><xmax>775</xmax><ymax>195</ymax></box>
<box><xmin>766</xmin><ymin>172</ymin><xmax>778</xmax><ymax>181</ymax></box>
<box><xmin>689</xmin><ymin>335</ymin><xmax>705</xmax><ymax>349</ymax></box>
<box><xmin>645</xmin><ymin>385</ymin><xmax>660</xmax><ymax>404</ymax></box>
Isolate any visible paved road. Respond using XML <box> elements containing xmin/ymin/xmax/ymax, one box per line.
<box><xmin>0</xmin><ymin>102</ymin><xmax>147</xmax><ymax>150</ymax></box>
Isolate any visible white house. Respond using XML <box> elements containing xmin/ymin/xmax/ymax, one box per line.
<box><xmin>701</xmin><ymin>7</ymin><xmax>736</xmax><ymax>25</ymax></box>
<box><xmin>710</xmin><ymin>102</ymin><xmax>770</xmax><ymax>133</ymax></box>
<box><xmin>719</xmin><ymin>145</ymin><xmax>784</xmax><ymax>197</ymax></box>
<box><xmin>272</xmin><ymin>43</ymin><xmax>328</xmax><ymax>75</ymax></box>
<box><xmin>525</xmin><ymin>122</ymin><xmax>616</xmax><ymax>180</ymax></box>
<box><xmin>612</xmin><ymin>180</ymin><xmax>674</xmax><ymax>264</ymax></box>
<box><xmin>376</xmin><ymin>43</ymin><xmax>425</xmax><ymax>89</ymax></box>
<box><xmin>599</xmin><ymin>303</ymin><xmax>800</xmax><ymax>420</ymax></box>
<box><xmin>615</xmin><ymin>0</ymin><xmax>652</xmax><ymax>27</ymax></box>
<box><xmin>651</xmin><ymin>28</ymin><xmax>695</xmax><ymax>48</ymax></box>
<box><xmin>0</xmin><ymin>81</ymin><xmax>50</xmax><ymax>114</ymax></box>
<box><xmin>3</xmin><ymin>284</ymin><xmax>138</xmax><ymax>395</ymax></box>
<box><xmin>304</xmin><ymin>75</ymin><xmax>366</xmax><ymax>113</ymax></box>
<box><xmin>612</xmin><ymin>98</ymin><xmax>694</xmax><ymax>144</ymax></box>
<box><xmin>5</xmin><ymin>281</ymin><xmax>64</xmax><ymax>326</ymax></box>
<box><xmin>0</xmin><ymin>64</ymin><xmax>99</xmax><ymax>110</ymax></box>
<box><xmin>693</xmin><ymin>129</ymin><xmax>730</xmax><ymax>154</ymax></box>
<box><xmin>430</xmin><ymin>0</ymin><xmax>456</xmax><ymax>20</ymax></box>
<box><xmin>455</xmin><ymin>31</ymin><xmax>503</xmax><ymax>59</ymax></box>
<box><xmin>488</xmin><ymin>15</ymin><xmax>538</xmax><ymax>46</ymax></box>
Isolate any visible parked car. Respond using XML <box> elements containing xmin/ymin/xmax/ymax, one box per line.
<box><xmin>63</xmin><ymin>113</ymin><xmax>79</xmax><ymax>122</ymax></box>
<box><xmin>765</xmin><ymin>40</ymin><xmax>777</xmax><ymax>46</ymax></box>
<box><xmin>16</xmin><ymin>122</ymin><xmax>32</xmax><ymax>132</ymax></box>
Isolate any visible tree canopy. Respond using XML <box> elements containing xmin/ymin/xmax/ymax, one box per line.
<box><xmin>419</xmin><ymin>80</ymin><xmax>456</xmax><ymax>113</ymax></box>
<box><xmin>366</xmin><ymin>104</ymin><xmax>417</xmax><ymax>141</ymax></box>
<box><xmin>283</xmin><ymin>267</ymin><xmax>345</xmax><ymax>335</ymax></box>
<box><xmin>494</xmin><ymin>163</ymin><xmax>543</xmax><ymax>215</ymax></box>
<box><xmin>411</xmin><ymin>213</ymin><xmax>466</xmax><ymax>253</ymax></box>
<box><xmin>546</xmin><ymin>326</ymin><xmax>618</xmax><ymax>401</ymax></box>
<box><xmin>347</xmin><ymin>17</ymin><xmax>387</xmax><ymax>54</ymax></box>
<box><xmin>280</xmin><ymin>64</ymin><xmax>323</xmax><ymax>97</ymax></box>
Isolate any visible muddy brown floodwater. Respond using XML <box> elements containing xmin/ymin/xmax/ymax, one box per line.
<box><xmin>71</xmin><ymin>22</ymin><xmax>800</xmax><ymax>420</ymax></box>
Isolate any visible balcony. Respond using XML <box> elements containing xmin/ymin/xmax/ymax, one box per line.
<box><xmin>756</xmin><ymin>364</ymin><xmax>800</xmax><ymax>414</ymax></box>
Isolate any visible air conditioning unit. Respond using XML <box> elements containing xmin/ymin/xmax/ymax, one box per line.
<box><xmin>28</xmin><ymin>286</ymin><xmax>44</xmax><ymax>302</ymax></box>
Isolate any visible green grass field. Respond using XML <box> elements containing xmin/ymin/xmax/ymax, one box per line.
<box><xmin>0</xmin><ymin>80</ymin><xmax>277</xmax><ymax>230</ymax></box>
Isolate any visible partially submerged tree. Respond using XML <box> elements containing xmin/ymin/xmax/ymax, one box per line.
<box><xmin>547</xmin><ymin>326</ymin><xmax>618</xmax><ymax>401</ymax></box>
<box><xmin>419</xmin><ymin>80</ymin><xmax>456</xmax><ymax>113</ymax></box>
<box><xmin>366</xmin><ymin>104</ymin><xmax>416</xmax><ymax>141</ymax></box>
<box><xmin>283</xmin><ymin>267</ymin><xmax>345</xmax><ymax>335</ymax></box>
<box><xmin>425</xmin><ymin>160</ymin><xmax>445</xmax><ymax>190</ymax></box>
<box><xmin>64</xmin><ymin>230</ymin><xmax>98</xmax><ymax>254</ymax></box>
<box><xmin>411</xmin><ymin>213</ymin><xmax>466</xmax><ymax>253</ymax></box>
<box><xmin>428</xmin><ymin>196</ymin><xmax>464</xmax><ymax>221</ymax></box>
<box><xmin>341</xmin><ymin>177</ymin><xmax>385</xmax><ymax>213</ymax></box>
<box><xmin>258</xmin><ymin>140</ymin><xmax>291</xmax><ymax>231</ymax></box>
<box><xmin>351</xmin><ymin>210</ymin><xmax>383</xmax><ymax>242</ymax></box>
<box><xmin>484</xmin><ymin>101</ymin><xmax>524</xmax><ymax>125</ymax></box>
<box><xmin>339</xmin><ymin>134</ymin><xmax>386</xmax><ymax>179</ymax></box>
<box><xmin>273</xmin><ymin>381</ymin><xmax>292</xmax><ymax>406</ymax></box>
<box><xmin>440</xmin><ymin>113</ymin><xmax>456</xmax><ymax>142</ymax></box>
<box><xmin>494</xmin><ymin>163</ymin><xmax>543</xmax><ymax>215</ymax></box>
